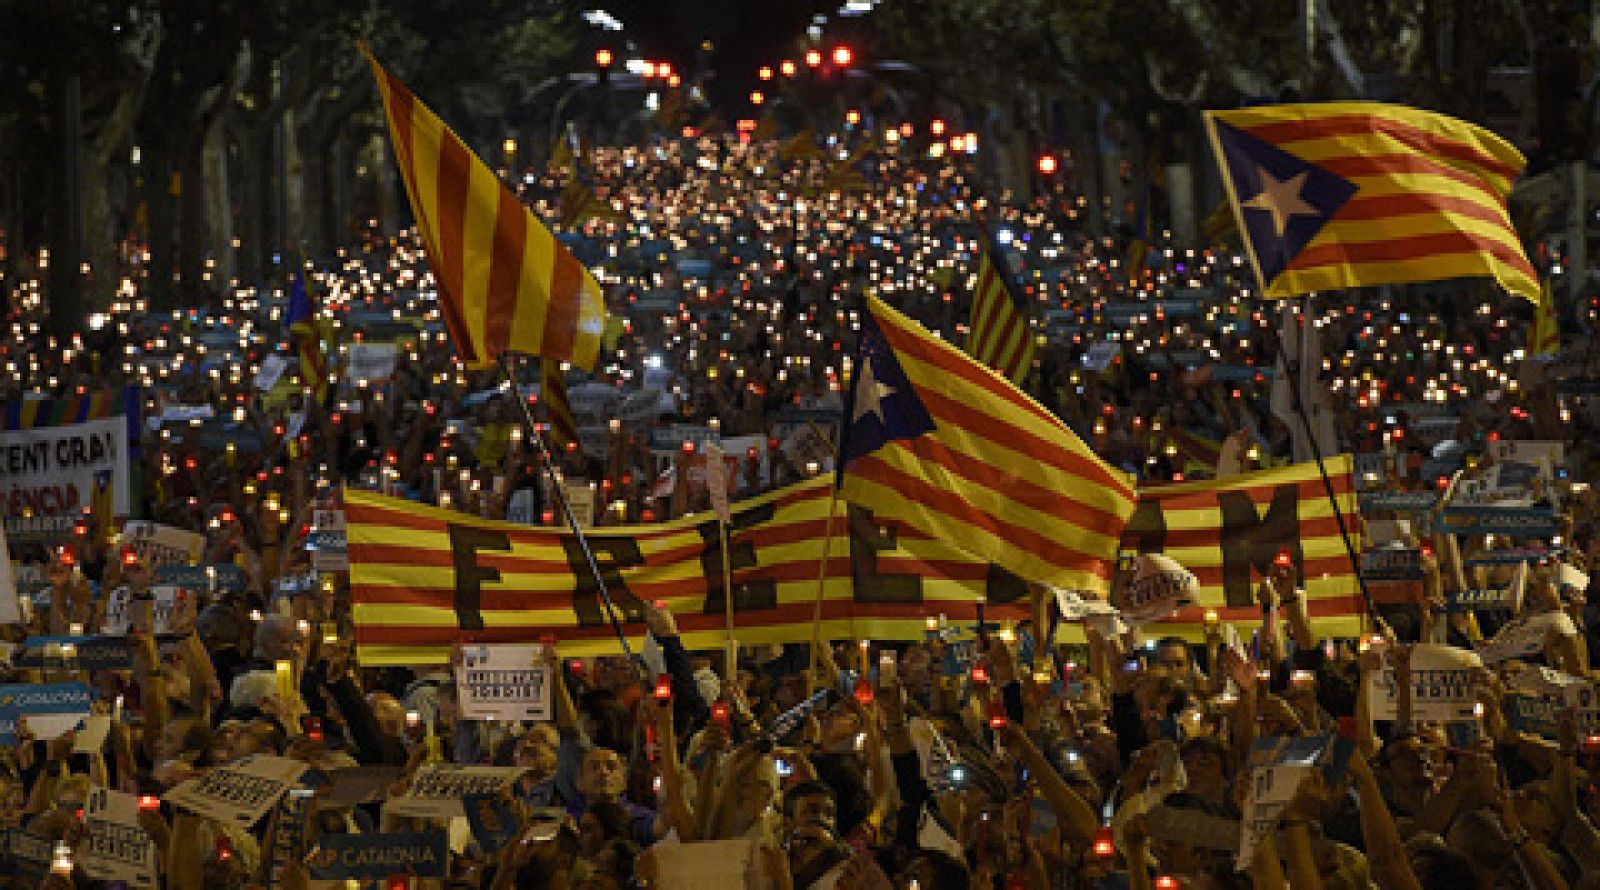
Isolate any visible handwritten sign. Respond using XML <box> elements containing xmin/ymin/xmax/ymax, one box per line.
<box><xmin>456</xmin><ymin>643</ymin><xmax>552</xmax><ymax>722</ymax></box>
<box><xmin>163</xmin><ymin>754</ymin><xmax>304</xmax><ymax>827</ymax></box>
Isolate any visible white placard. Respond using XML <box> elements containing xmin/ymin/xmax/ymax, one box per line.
<box><xmin>1489</xmin><ymin>440</ymin><xmax>1564</xmax><ymax>466</ymax></box>
<box><xmin>1475</xmin><ymin>611</ymin><xmax>1578</xmax><ymax>663</ymax></box>
<box><xmin>565</xmin><ymin>481</ymin><xmax>595</xmax><ymax>529</ymax></box>
<box><xmin>1237</xmin><ymin>763</ymin><xmax>1311</xmax><ymax>871</ymax></box>
<box><xmin>118</xmin><ymin>521</ymin><xmax>204</xmax><ymax>567</ymax></box>
<box><xmin>0</xmin><ymin>416</ymin><xmax>130</xmax><ymax>519</ymax></box>
<box><xmin>100</xmin><ymin>585</ymin><xmax>194</xmax><ymax>636</ymax></box>
<box><xmin>456</xmin><ymin>644</ymin><xmax>552</xmax><ymax>723</ymax></box>
<box><xmin>1363</xmin><ymin>644</ymin><xmax>1483</xmax><ymax>722</ymax></box>
<box><xmin>345</xmin><ymin>342</ymin><xmax>398</xmax><ymax>384</ymax></box>
<box><xmin>162</xmin><ymin>754</ymin><xmax>304</xmax><ymax>827</ymax></box>
<box><xmin>385</xmin><ymin>764</ymin><xmax>528</xmax><ymax>819</ymax></box>
<box><xmin>1052</xmin><ymin>587</ymin><xmax>1118</xmax><ymax>620</ymax></box>
<box><xmin>79</xmin><ymin>788</ymin><xmax>158</xmax><ymax>888</ymax></box>
<box><xmin>254</xmin><ymin>355</ymin><xmax>290</xmax><ymax>392</ymax></box>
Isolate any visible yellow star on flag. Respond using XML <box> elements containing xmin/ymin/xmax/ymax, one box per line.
<box><xmin>1241</xmin><ymin>168</ymin><xmax>1319</xmax><ymax>237</ymax></box>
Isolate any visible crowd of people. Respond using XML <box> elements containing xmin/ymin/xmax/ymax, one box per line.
<box><xmin>1</xmin><ymin>125</ymin><xmax>1599</xmax><ymax>889</ymax></box>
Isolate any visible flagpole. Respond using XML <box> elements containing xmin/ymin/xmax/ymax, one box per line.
<box><xmin>720</xmin><ymin>517</ymin><xmax>736</xmax><ymax>672</ymax></box>
<box><xmin>1263</xmin><ymin>295</ymin><xmax>1377</xmax><ymax>621</ymax></box>
<box><xmin>504</xmin><ymin>354</ymin><xmax>640</xmax><ymax>667</ymax></box>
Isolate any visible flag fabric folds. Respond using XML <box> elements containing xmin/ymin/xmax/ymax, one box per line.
<box><xmin>345</xmin><ymin>476</ymin><xmax>1029</xmax><ymax>664</ymax></box>
<box><xmin>1121</xmin><ymin>456</ymin><xmax>1363</xmax><ymax>639</ymax></box>
<box><xmin>540</xmin><ymin>362</ymin><xmax>579</xmax><ymax>453</ymax></box>
<box><xmin>363</xmin><ymin>46</ymin><xmax>606</xmax><ymax>370</ymax></box>
<box><xmin>839</xmin><ymin>294</ymin><xmax>1137</xmax><ymax>592</ymax></box>
<box><xmin>1532</xmin><ymin>279</ymin><xmax>1560</xmax><ymax>357</ymax></box>
<box><xmin>1204</xmin><ymin>101</ymin><xmax>1538</xmax><ymax>303</ymax></box>
<box><xmin>964</xmin><ymin>234</ymin><xmax>1037</xmax><ymax>386</ymax></box>
<box><xmin>287</xmin><ymin>272</ymin><xmax>329</xmax><ymax>406</ymax></box>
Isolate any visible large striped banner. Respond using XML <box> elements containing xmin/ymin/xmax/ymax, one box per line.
<box><xmin>1121</xmin><ymin>455</ymin><xmax>1365</xmax><ymax>639</ymax></box>
<box><xmin>347</xmin><ymin>476</ymin><xmax>1030</xmax><ymax>665</ymax></box>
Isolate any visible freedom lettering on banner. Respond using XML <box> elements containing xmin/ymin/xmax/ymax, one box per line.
<box><xmin>346</xmin><ymin>475</ymin><xmax>1032</xmax><ymax>665</ymax></box>
<box><xmin>307</xmin><ymin>831</ymin><xmax>449</xmax><ymax>880</ymax></box>
<box><xmin>118</xmin><ymin>521</ymin><xmax>205</xmax><ymax>567</ymax></box>
<box><xmin>0</xmin><ymin>682</ymin><xmax>93</xmax><ymax>744</ymax></box>
<box><xmin>162</xmin><ymin>754</ymin><xmax>304</xmax><ymax>827</ymax></box>
<box><xmin>1363</xmin><ymin>644</ymin><xmax>1482</xmax><ymax>722</ymax></box>
<box><xmin>385</xmin><ymin>764</ymin><xmax>528</xmax><ymax>819</ymax></box>
<box><xmin>0</xmin><ymin>416</ymin><xmax>129</xmax><ymax>521</ymax></box>
<box><xmin>456</xmin><ymin>643</ymin><xmax>551</xmax><ymax>722</ymax></box>
<box><xmin>1121</xmin><ymin>457</ymin><xmax>1363</xmax><ymax>639</ymax></box>
<box><xmin>79</xmin><ymin>788</ymin><xmax>158</xmax><ymax>889</ymax></box>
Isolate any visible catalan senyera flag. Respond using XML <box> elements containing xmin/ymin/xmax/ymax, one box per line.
<box><xmin>540</xmin><ymin>362</ymin><xmax>578</xmax><ymax>453</ymax></box>
<box><xmin>1204</xmin><ymin>102</ymin><xmax>1538</xmax><ymax>303</ymax></box>
<box><xmin>363</xmin><ymin>46</ymin><xmax>606</xmax><ymax>370</ymax></box>
<box><xmin>1121</xmin><ymin>455</ymin><xmax>1363</xmax><ymax>639</ymax></box>
<box><xmin>286</xmin><ymin>272</ymin><xmax>329</xmax><ymax>406</ymax></box>
<box><xmin>965</xmin><ymin>233</ymin><xmax>1037</xmax><ymax>386</ymax></box>
<box><xmin>839</xmin><ymin>294</ymin><xmax>1137</xmax><ymax>593</ymax></box>
<box><xmin>1532</xmin><ymin>278</ymin><xmax>1560</xmax><ymax>357</ymax></box>
<box><xmin>345</xmin><ymin>475</ymin><xmax>1030</xmax><ymax>664</ymax></box>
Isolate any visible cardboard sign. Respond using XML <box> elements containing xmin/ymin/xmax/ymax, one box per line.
<box><xmin>118</xmin><ymin>521</ymin><xmax>205</xmax><ymax>567</ymax></box>
<box><xmin>456</xmin><ymin>643</ymin><xmax>552</xmax><ymax>722</ymax></box>
<box><xmin>0</xmin><ymin>416</ymin><xmax>130</xmax><ymax>520</ymax></box>
<box><xmin>0</xmin><ymin>682</ymin><xmax>93</xmax><ymax>744</ymax></box>
<box><xmin>306</xmin><ymin>831</ymin><xmax>449</xmax><ymax>880</ymax></box>
<box><xmin>1475</xmin><ymin>611</ymin><xmax>1578</xmax><ymax>663</ymax></box>
<box><xmin>79</xmin><ymin>788</ymin><xmax>158</xmax><ymax>888</ymax></box>
<box><xmin>386</xmin><ymin>765</ymin><xmax>527</xmax><ymax>819</ymax></box>
<box><xmin>163</xmin><ymin>754</ymin><xmax>304</xmax><ymax>827</ymax></box>
<box><xmin>1363</xmin><ymin>644</ymin><xmax>1483</xmax><ymax>722</ymax></box>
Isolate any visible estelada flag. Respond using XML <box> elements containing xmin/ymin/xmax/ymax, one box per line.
<box><xmin>839</xmin><ymin>294</ymin><xmax>1136</xmax><ymax>593</ymax></box>
<box><xmin>345</xmin><ymin>475</ymin><xmax>1030</xmax><ymax>665</ymax></box>
<box><xmin>363</xmin><ymin>45</ymin><xmax>606</xmax><ymax>370</ymax></box>
<box><xmin>1121</xmin><ymin>455</ymin><xmax>1363</xmax><ymax>639</ymax></box>
<box><xmin>1205</xmin><ymin>102</ymin><xmax>1538</xmax><ymax>304</ymax></box>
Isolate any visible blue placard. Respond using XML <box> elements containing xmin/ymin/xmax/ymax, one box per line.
<box><xmin>1358</xmin><ymin>491</ymin><xmax>1440</xmax><ymax>513</ymax></box>
<box><xmin>306</xmin><ymin>831</ymin><xmax>449</xmax><ymax>880</ymax></box>
<box><xmin>463</xmin><ymin>794</ymin><xmax>521</xmax><ymax>850</ymax></box>
<box><xmin>15</xmin><ymin>635</ymin><xmax>133</xmax><ymax>671</ymax></box>
<box><xmin>156</xmin><ymin>564</ymin><xmax>249</xmax><ymax>594</ymax></box>
<box><xmin>1436</xmin><ymin>505</ymin><xmax>1561</xmax><ymax>537</ymax></box>
<box><xmin>0</xmin><ymin>682</ymin><xmax>95</xmax><ymax>745</ymax></box>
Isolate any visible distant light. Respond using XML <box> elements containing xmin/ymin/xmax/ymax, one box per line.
<box><xmin>780</xmin><ymin>60</ymin><xmax>797</xmax><ymax>77</ymax></box>
<box><xmin>758</xmin><ymin>65</ymin><xmax>773</xmax><ymax>81</ymax></box>
<box><xmin>831</xmin><ymin>45</ymin><xmax>853</xmax><ymax>66</ymax></box>
<box><xmin>805</xmin><ymin>49</ymin><xmax>823</xmax><ymax>67</ymax></box>
<box><xmin>750</xmin><ymin>90</ymin><xmax>765</xmax><ymax>105</ymax></box>
<box><xmin>1037</xmin><ymin>154</ymin><xmax>1058</xmax><ymax>175</ymax></box>
<box><xmin>594</xmin><ymin>48</ymin><xmax>613</xmax><ymax>67</ymax></box>
<box><xmin>640</xmin><ymin>61</ymin><xmax>657</xmax><ymax>78</ymax></box>
<box><xmin>997</xmin><ymin>229</ymin><xmax>1013</xmax><ymax>245</ymax></box>
<box><xmin>845</xmin><ymin>109</ymin><xmax>861</xmax><ymax>125</ymax></box>
<box><xmin>930</xmin><ymin>119</ymin><xmax>946</xmax><ymax>136</ymax></box>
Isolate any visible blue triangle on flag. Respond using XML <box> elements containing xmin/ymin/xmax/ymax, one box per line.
<box><xmin>1213</xmin><ymin>120</ymin><xmax>1357</xmax><ymax>284</ymax></box>
<box><xmin>839</xmin><ymin>308</ymin><xmax>937</xmax><ymax>469</ymax></box>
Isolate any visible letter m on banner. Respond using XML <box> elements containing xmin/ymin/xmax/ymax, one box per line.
<box><xmin>1216</xmin><ymin>485</ymin><xmax>1301</xmax><ymax>606</ymax></box>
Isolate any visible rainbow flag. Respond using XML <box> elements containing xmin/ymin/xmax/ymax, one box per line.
<box><xmin>364</xmin><ymin>46</ymin><xmax>606</xmax><ymax>370</ymax></box>
<box><xmin>839</xmin><ymin>294</ymin><xmax>1136</xmax><ymax>593</ymax></box>
<box><xmin>1121</xmin><ymin>456</ymin><xmax>1363</xmax><ymax>639</ymax></box>
<box><xmin>1205</xmin><ymin>102</ymin><xmax>1537</xmax><ymax>303</ymax></box>
<box><xmin>345</xmin><ymin>476</ymin><xmax>1029</xmax><ymax>665</ymax></box>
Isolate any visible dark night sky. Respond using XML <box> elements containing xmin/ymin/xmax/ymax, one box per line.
<box><xmin>606</xmin><ymin>0</ymin><xmax>839</xmax><ymax>111</ymax></box>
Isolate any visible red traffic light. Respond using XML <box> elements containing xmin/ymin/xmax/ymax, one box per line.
<box><xmin>1037</xmin><ymin>154</ymin><xmax>1058</xmax><ymax>175</ymax></box>
<box><xmin>831</xmin><ymin>45</ymin><xmax>853</xmax><ymax>66</ymax></box>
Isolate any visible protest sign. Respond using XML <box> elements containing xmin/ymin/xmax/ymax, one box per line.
<box><xmin>463</xmin><ymin>794</ymin><xmax>522</xmax><ymax>851</ymax></box>
<box><xmin>385</xmin><ymin>764</ymin><xmax>527</xmax><ymax>819</ymax></box>
<box><xmin>15</xmin><ymin>635</ymin><xmax>133</xmax><ymax>671</ymax></box>
<box><xmin>261</xmin><ymin>787</ymin><xmax>313</xmax><ymax>889</ymax></box>
<box><xmin>1082</xmin><ymin>341</ymin><xmax>1121</xmax><ymax>371</ymax></box>
<box><xmin>345</xmin><ymin>342</ymin><xmax>398</xmax><ymax>384</ymax></box>
<box><xmin>254</xmin><ymin>355</ymin><xmax>290</xmax><ymax>392</ymax></box>
<box><xmin>1360</xmin><ymin>548</ymin><xmax>1422</xmax><ymax>581</ymax></box>
<box><xmin>456</xmin><ymin>643</ymin><xmax>552</xmax><ymax>722</ymax></box>
<box><xmin>0</xmin><ymin>682</ymin><xmax>93</xmax><ymax>744</ymax></box>
<box><xmin>1475</xmin><ymin>611</ymin><xmax>1577</xmax><ymax>663</ymax></box>
<box><xmin>1237</xmin><ymin>735</ymin><xmax>1352</xmax><ymax>871</ymax></box>
<box><xmin>156</xmin><ymin>563</ymin><xmax>249</xmax><ymax>595</ymax></box>
<box><xmin>5</xmin><ymin>828</ymin><xmax>55</xmax><ymax>881</ymax></box>
<box><xmin>1363</xmin><ymin>644</ymin><xmax>1482</xmax><ymax>722</ymax></box>
<box><xmin>1436</xmin><ymin>505</ymin><xmax>1561</xmax><ymax>537</ymax></box>
<box><xmin>101</xmin><ymin>585</ymin><xmax>195</xmax><ymax>636</ymax></box>
<box><xmin>118</xmin><ymin>521</ymin><xmax>205</xmax><ymax>567</ymax></box>
<box><xmin>162</xmin><ymin>754</ymin><xmax>305</xmax><ymax>827</ymax></box>
<box><xmin>78</xmin><ymin>788</ymin><xmax>158</xmax><ymax>888</ymax></box>
<box><xmin>306</xmin><ymin>831</ymin><xmax>449</xmax><ymax>880</ymax></box>
<box><xmin>0</xmin><ymin>415</ymin><xmax>130</xmax><ymax>520</ymax></box>
<box><xmin>649</xmin><ymin>838</ymin><xmax>764</xmax><ymax>890</ymax></box>
<box><xmin>1052</xmin><ymin>587</ymin><xmax>1118</xmax><ymax>621</ymax></box>
<box><xmin>1489</xmin><ymin>440</ymin><xmax>1564</xmax><ymax>467</ymax></box>
<box><xmin>1116</xmin><ymin>556</ymin><xmax>1197</xmax><ymax>625</ymax></box>
<box><xmin>1446</xmin><ymin>588</ymin><xmax>1520</xmax><ymax>613</ymax></box>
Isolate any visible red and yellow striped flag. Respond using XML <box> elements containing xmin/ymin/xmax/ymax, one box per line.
<box><xmin>1121</xmin><ymin>455</ymin><xmax>1363</xmax><ymax>639</ymax></box>
<box><xmin>540</xmin><ymin>361</ymin><xmax>579</xmax><ymax>452</ymax></box>
<box><xmin>345</xmin><ymin>476</ymin><xmax>1029</xmax><ymax>665</ymax></box>
<box><xmin>840</xmin><ymin>294</ymin><xmax>1136</xmax><ymax>593</ymax></box>
<box><xmin>965</xmin><ymin>234</ymin><xmax>1036</xmax><ymax>386</ymax></box>
<box><xmin>1205</xmin><ymin>102</ymin><xmax>1538</xmax><ymax>303</ymax></box>
<box><xmin>363</xmin><ymin>46</ymin><xmax>606</xmax><ymax>370</ymax></box>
